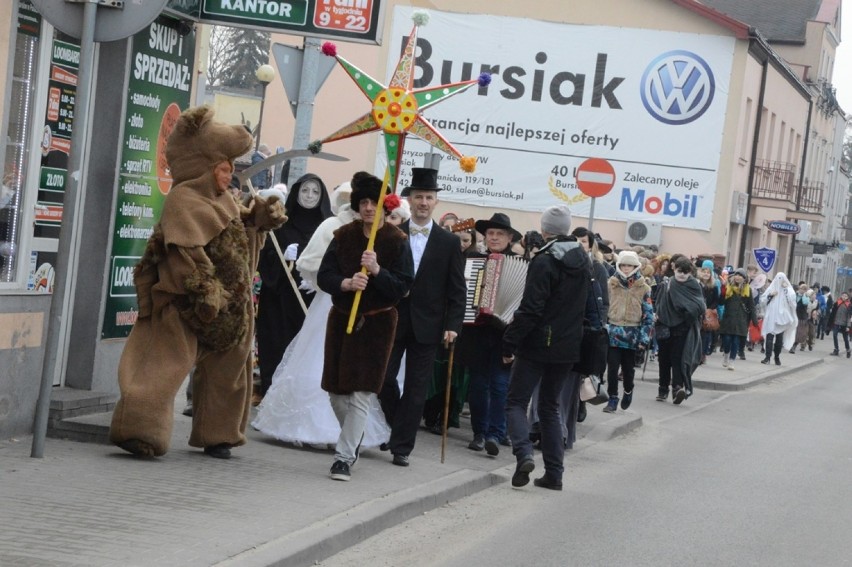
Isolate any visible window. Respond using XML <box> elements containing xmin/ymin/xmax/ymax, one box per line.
<box><xmin>1</xmin><ymin>3</ymin><xmax>41</xmax><ymax>285</ymax></box>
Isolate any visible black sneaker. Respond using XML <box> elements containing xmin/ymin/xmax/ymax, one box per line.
<box><xmin>673</xmin><ymin>388</ymin><xmax>686</xmax><ymax>405</ymax></box>
<box><xmin>468</xmin><ymin>434</ymin><xmax>485</xmax><ymax>451</ymax></box>
<box><xmin>620</xmin><ymin>390</ymin><xmax>633</xmax><ymax>410</ymax></box>
<box><xmin>656</xmin><ymin>391</ymin><xmax>668</xmax><ymax>402</ymax></box>
<box><xmin>511</xmin><ymin>457</ymin><xmax>535</xmax><ymax>488</ymax></box>
<box><xmin>577</xmin><ymin>401</ymin><xmax>587</xmax><ymax>422</ymax></box>
<box><xmin>330</xmin><ymin>460</ymin><xmax>350</xmax><ymax>481</ymax></box>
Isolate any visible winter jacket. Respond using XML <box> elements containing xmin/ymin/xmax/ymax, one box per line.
<box><xmin>502</xmin><ymin>236</ymin><xmax>591</xmax><ymax>363</ymax></box>
<box><xmin>606</xmin><ymin>271</ymin><xmax>653</xmax><ymax>349</ymax></box>
<box><xmin>719</xmin><ymin>284</ymin><xmax>758</xmax><ymax>336</ymax></box>
<box><xmin>827</xmin><ymin>299</ymin><xmax>851</xmax><ymax>328</ymax></box>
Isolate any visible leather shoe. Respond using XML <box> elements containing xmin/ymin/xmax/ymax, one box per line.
<box><xmin>392</xmin><ymin>453</ymin><xmax>409</xmax><ymax>467</ymax></box>
<box><xmin>379</xmin><ymin>442</ymin><xmax>389</xmax><ymax>452</ymax></box>
<box><xmin>203</xmin><ymin>443</ymin><xmax>232</xmax><ymax>459</ymax></box>
<box><xmin>533</xmin><ymin>476</ymin><xmax>563</xmax><ymax>491</ymax></box>
<box><xmin>511</xmin><ymin>457</ymin><xmax>535</xmax><ymax>487</ymax></box>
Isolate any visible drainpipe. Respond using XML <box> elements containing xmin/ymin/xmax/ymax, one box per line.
<box><xmin>788</xmin><ymin>100</ymin><xmax>813</xmax><ymax>276</ymax></box>
<box><xmin>738</xmin><ymin>29</ymin><xmax>769</xmax><ymax>268</ymax></box>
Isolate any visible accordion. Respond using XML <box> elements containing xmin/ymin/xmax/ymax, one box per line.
<box><xmin>463</xmin><ymin>254</ymin><xmax>528</xmax><ymax>326</ymax></box>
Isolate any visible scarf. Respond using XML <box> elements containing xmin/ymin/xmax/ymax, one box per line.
<box><xmin>724</xmin><ymin>281</ymin><xmax>751</xmax><ymax>299</ymax></box>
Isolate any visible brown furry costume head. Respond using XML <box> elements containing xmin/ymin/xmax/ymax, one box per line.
<box><xmin>166</xmin><ymin>106</ymin><xmax>253</xmax><ymax>193</ymax></box>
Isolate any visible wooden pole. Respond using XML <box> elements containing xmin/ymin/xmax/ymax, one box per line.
<box><xmin>346</xmin><ymin>168</ymin><xmax>392</xmax><ymax>334</ymax></box>
<box><xmin>441</xmin><ymin>341</ymin><xmax>455</xmax><ymax>464</ymax></box>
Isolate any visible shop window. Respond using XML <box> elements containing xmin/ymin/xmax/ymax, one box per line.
<box><xmin>1</xmin><ymin>2</ymin><xmax>41</xmax><ymax>285</ymax></box>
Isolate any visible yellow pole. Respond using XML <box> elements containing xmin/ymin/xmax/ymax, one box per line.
<box><xmin>346</xmin><ymin>167</ymin><xmax>392</xmax><ymax>334</ymax></box>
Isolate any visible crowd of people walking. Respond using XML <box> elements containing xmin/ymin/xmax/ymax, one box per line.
<box><xmin>108</xmin><ymin>110</ymin><xmax>852</xmax><ymax>489</ymax></box>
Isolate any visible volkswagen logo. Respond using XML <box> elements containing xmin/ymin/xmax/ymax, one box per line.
<box><xmin>640</xmin><ymin>50</ymin><xmax>715</xmax><ymax>125</ymax></box>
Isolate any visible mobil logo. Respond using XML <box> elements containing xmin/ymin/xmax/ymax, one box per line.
<box><xmin>619</xmin><ymin>187</ymin><xmax>698</xmax><ymax>218</ymax></box>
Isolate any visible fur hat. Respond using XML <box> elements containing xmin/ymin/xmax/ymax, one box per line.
<box><xmin>616</xmin><ymin>250</ymin><xmax>642</xmax><ymax>267</ymax></box>
<box><xmin>258</xmin><ymin>183</ymin><xmax>287</xmax><ymax>204</ymax></box>
<box><xmin>349</xmin><ymin>171</ymin><xmax>383</xmax><ymax>212</ymax></box>
<box><xmin>166</xmin><ymin>106</ymin><xmax>253</xmax><ymax>188</ymax></box>
<box><xmin>540</xmin><ymin>205</ymin><xmax>572</xmax><ymax>236</ymax></box>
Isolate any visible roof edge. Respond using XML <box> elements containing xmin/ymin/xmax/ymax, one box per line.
<box><xmin>670</xmin><ymin>0</ymin><xmax>751</xmax><ymax>39</ymax></box>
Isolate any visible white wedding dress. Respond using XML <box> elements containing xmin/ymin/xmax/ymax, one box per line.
<box><xmin>252</xmin><ymin>289</ymin><xmax>397</xmax><ymax>447</ymax></box>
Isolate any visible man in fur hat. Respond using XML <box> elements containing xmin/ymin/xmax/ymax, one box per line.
<box><xmin>318</xmin><ymin>171</ymin><xmax>413</xmax><ymax>480</ymax></box>
<box><xmin>110</xmin><ymin>106</ymin><xmax>286</xmax><ymax>459</ymax></box>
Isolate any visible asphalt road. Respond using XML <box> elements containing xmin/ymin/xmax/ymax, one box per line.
<box><xmin>319</xmin><ymin>357</ymin><xmax>852</xmax><ymax>567</ymax></box>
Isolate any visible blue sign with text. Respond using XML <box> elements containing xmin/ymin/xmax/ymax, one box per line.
<box><xmin>753</xmin><ymin>247</ymin><xmax>777</xmax><ymax>273</ymax></box>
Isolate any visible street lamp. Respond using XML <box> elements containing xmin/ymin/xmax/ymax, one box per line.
<box><xmin>255</xmin><ymin>63</ymin><xmax>275</xmax><ymax>151</ymax></box>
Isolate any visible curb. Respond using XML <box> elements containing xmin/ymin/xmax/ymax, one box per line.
<box><xmin>692</xmin><ymin>358</ymin><xmax>824</xmax><ymax>391</ymax></box>
<box><xmin>215</xmin><ymin>469</ymin><xmax>504</xmax><ymax>567</ymax></box>
<box><xmin>583</xmin><ymin>414</ymin><xmax>643</xmax><ymax>443</ymax></box>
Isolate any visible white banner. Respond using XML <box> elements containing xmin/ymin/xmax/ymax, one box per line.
<box><xmin>376</xmin><ymin>7</ymin><xmax>735</xmax><ymax>230</ymax></box>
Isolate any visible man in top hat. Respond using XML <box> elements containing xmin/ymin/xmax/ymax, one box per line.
<box><xmin>455</xmin><ymin>211</ymin><xmax>522</xmax><ymax>456</ymax></box>
<box><xmin>379</xmin><ymin>167</ymin><xmax>467</xmax><ymax>467</ymax></box>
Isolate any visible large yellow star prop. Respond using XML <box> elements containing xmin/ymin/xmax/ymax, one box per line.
<box><xmin>314</xmin><ymin>11</ymin><xmax>488</xmax><ymax>193</ymax></box>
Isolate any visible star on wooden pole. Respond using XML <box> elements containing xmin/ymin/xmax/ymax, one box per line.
<box><xmin>312</xmin><ymin>10</ymin><xmax>490</xmax><ymax>334</ymax></box>
<box><xmin>312</xmin><ymin>10</ymin><xmax>490</xmax><ymax>193</ymax></box>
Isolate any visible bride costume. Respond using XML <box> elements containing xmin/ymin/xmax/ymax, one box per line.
<box><xmin>252</xmin><ymin>185</ymin><xmax>398</xmax><ymax>447</ymax></box>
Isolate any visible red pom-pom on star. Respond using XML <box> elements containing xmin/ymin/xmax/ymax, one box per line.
<box><xmin>321</xmin><ymin>42</ymin><xmax>337</xmax><ymax>57</ymax></box>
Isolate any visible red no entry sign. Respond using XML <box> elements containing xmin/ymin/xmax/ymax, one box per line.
<box><xmin>576</xmin><ymin>158</ymin><xmax>615</xmax><ymax>198</ymax></box>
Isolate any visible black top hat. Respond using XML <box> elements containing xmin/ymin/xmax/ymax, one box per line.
<box><xmin>475</xmin><ymin>212</ymin><xmax>522</xmax><ymax>243</ymax></box>
<box><xmin>400</xmin><ymin>167</ymin><xmax>440</xmax><ymax>197</ymax></box>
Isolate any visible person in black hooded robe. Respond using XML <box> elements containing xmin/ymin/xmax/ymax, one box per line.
<box><xmin>256</xmin><ymin>173</ymin><xmax>332</xmax><ymax>398</ymax></box>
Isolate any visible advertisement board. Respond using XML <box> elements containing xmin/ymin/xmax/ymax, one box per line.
<box><xmin>165</xmin><ymin>0</ymin><xmax>385</xmax><ymax>45</ymax></box>
<box><xmin>376</xmin><ymin>7</ymin><xmax>735</xmax><ymax>231</ymax></box>
<box><xmin>101</xmin><ymin>17</ymin><xmax>195</xmax><ymax>339</ymax></box>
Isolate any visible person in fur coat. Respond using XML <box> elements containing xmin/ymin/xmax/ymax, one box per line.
<box><xmin>110</xmin><ymin>106</ymin><xmax>286</xmax><ymax>459</ymax></box>
<box><xmin>317</xmin><ymin>172</ymin><xmax>414</xmax><ymax>481</ymax></box>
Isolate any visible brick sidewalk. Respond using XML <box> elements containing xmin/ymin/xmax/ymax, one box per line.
<box><xmin>0</xmin><ymin>337</ymin><xmax>829</xmax><ymax>566</ymax></box>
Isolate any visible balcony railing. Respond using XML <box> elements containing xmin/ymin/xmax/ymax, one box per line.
<box><xmin>752</xmin><ymin>159</ymin><xmax>796</xmax><ymax>203</ymax></box>
<box><xmin>797</xmin><ymin>181</ymin><xmax>824</xmax><ymax>214</ymax></box>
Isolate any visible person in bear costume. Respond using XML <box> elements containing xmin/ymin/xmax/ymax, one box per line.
<box><xmin>110</xmin><ymin>106</ymin><xmax>286</xmax><ymax>459</ymax></box>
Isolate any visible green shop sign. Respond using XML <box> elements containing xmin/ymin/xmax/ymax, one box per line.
<box><xmin>165</xmin><ymin>0</ymin><xmax>384</xmax><ymax>45</ymax></box>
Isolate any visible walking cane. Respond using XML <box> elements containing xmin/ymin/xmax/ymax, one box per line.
<box><xmin>441</xmin><ymin>340</ymin><xmax>456</xmax><ymax>464</ymax></box>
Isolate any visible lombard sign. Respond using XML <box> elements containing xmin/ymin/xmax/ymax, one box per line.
<box><xmin>378</xmin><ymin>7</ymin><xmax>733</xmax><ymax>230</ymax></box>
<box><xmin>766</xmin><ymin>220</ymin><xmax>801</xmax><ymax>235</ymax></box>
<box><xmin>166</xmin><ymin>0</ymin><xmax>384</xmax><ymax>44</ymax></box>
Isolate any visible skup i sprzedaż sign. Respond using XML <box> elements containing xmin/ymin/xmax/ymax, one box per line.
<box><xmin>766</xmin><ymin>220</ymin><xmax>800</xmax><ymax>235</ymax></box>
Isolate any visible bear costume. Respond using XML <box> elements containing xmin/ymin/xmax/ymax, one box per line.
<box><xmin>110</xmin><ymin>106</ymin><xmax>286</xmax><ymax>458</ymax></box>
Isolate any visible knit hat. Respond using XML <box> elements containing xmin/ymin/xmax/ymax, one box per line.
<box><xmin>733</xmin><ymin>267</ymin><xmax>748</xmax><ymax>279</ymax></box>
<box><xmin>701</xmin><ymin>259</ymin><xmax>715</xmax><ymax>270</ymax></box>
<box><xmin>540</xmin><ymin>205</ymin><xmax>572</xmax><ymax>236</ymax></box>
<box><xmin>616</xmin><ymin>250</ymin><xmax>642</xmax><ymax>267</ymax></box>
<box><xmin>349</xmin><ymin>171</ymin><xmax>383</xmax><ymax>212</ymax></box>
<box><xmin>330</xmin><ymin>182</ymin><xmax>351</xmax><ymax>215</ymax></box>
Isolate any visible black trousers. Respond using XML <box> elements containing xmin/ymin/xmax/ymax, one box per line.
<box><xmin>657</xmin><ymin>333</ymin><xmax>687</xmax><ymax>394</ymax></box>
<box><xmin>380</xmin><ymin>332</ymin><xmax>440</xmax><ymax>457</ymax></box>
<box><xmin>763</xmin><ymin>332</ymin><xmax>784</xmax><ymax>360</ymax></box>
<box><xmin>606</xmin><ymin>346</ymin><xmax>636</xmax><ymax>397</ymax></box>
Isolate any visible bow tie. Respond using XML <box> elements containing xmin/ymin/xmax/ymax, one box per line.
<box><xmin>410</xmin><ymin>226</ymin><xmax>430</xmax><ymax>236</ymax></box>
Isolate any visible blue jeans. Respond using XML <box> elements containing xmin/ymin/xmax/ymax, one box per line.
<box><xmin>468</xmin><ymin>350</ymin><xmax>510</xmax><ymax>441</ymax></box>
<box><xmin>506</xmin><ymin>356</ymin><xmax>573</xmax><ymax>481</ymax></box>
<box><xmin>721</xmin><ymin>334</ymin><xmax>740</xmax><ymax>358</ymax></box>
